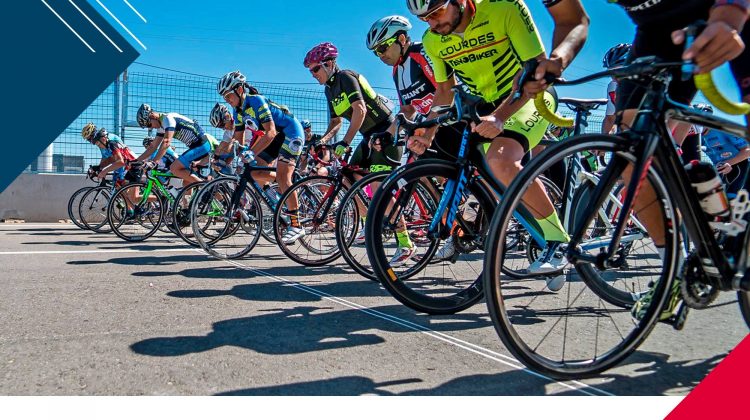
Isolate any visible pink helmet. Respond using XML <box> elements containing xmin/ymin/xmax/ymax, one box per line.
<box><xmin>304</xmin><ymin>42</ymin><xmax>339</xmax><ymax>67</ymax></box>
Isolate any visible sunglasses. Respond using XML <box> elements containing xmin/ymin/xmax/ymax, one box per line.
<box><xmin>419</xmin><ymin>1</ymin><xmax>451</xmax><ymax>22</ymax></box>
<box><xmin>373</xmin><ymin>37</ymin><xmax>397</xmax><ymax>56</ymax></box>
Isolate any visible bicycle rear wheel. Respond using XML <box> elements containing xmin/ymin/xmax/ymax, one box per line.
<box><xmin>172</xmin><ymin>181</ymin><xmax>206</xmax><ymax>247</ymax></box>
<box><xmin>739</xmin><ymin>292</ymin><xmax>750</xmax><ymax>330</ymax></box>
<box><xmin>483</xmin><ymin>134</ymin><xmax>678</xmax><ymax>379</ymax></box>
<box><xmin>366</xmin><ymin>159</ymin><xmax>490</xmax><ymax>315</ymax></box>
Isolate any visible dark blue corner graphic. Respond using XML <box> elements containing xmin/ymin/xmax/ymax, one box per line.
<box><xmin>0</xmin><ymin>0</ymin><xmax>140</xmax><ymax>193</ymax></box>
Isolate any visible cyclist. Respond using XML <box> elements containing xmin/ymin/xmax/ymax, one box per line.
<box><xmin>304</xmin><ymin>42</ymin><xmax>414</xmax><ymax>262</ymax></box>
<box><xmin>601</xmin><ymin>0</ymin><xmax>749</xmax><ymax>321</ymax></box>
<box><xmin>217</xmin><ymin>70</ymin><xmax>305</xmax><ymax>244</ymax></box>
<box><xmin>81</xmin><ymin>123</ymin><xmax>135</xmax><ymax>184</ymax></box>
<box><xmin>697</xmin><ymin>104</ymin><xmax>750</xmax><ymax>196</ymax></box>
<box><xmin>135</xmin><ymin>104</ymin><xmax>212</xmax><ymax>188</ymax></box>
<box><xmin>142</xmin><ymin>136</ymin><xmax>179</xmax><ymax>176</ymax></box>
<box><xmin>404</xmin><ymin>0</ymin><xmax>588</xmax><ymax>278</ymax></box>
<box><xmin>601</xmin><ymin>43</ymin><xmax>632</xmax><ymax>135</ymax></box>
<box><xmin>208</xmin><ymin>102</ymin><xmax>264</xmax><ymax>176</ymax></box>
<box><xmin>367</xmin><ymin>14</ymin><xmax>469</xmax><ymax>262</ymax></box>
<box><xmin>299</xmin><ymin>119</ymin><xmax>330</xmax><ymax>176</ymax></box>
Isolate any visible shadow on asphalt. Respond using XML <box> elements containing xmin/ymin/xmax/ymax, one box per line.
<box><xmin>211</xmin><ymin>351</ymin><xmax>725</xmax><ymax>396</ymax></box>
<box><xmin>130</xmin><ymin>305</ymin><xmax>491</xmax><ymax>358</ymax></box>
<box><xmin>215</xmin><ymin>370</ymin><xmax>556</xmax><ymax>396</ymax></box>
<box><xmin>166</xmin><ymin>279</ymin><xmax>387</xmax><ymax>301</ymax></box>
<box><xmin>67</xmin><ymin>254</ymin><xmax>211</xmax><ymax>266</ymax></box>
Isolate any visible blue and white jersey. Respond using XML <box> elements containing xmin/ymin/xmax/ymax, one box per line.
<box><xmin>156</xmin><ymin>113</ymin><xmax>206</xmax><ymax>148</ymax></box>
<box><xmin>233</xmin><ymin>94</ymin><xmax>303</xmax><ymax>140</ymax></box>
<box><xmin>148</xmin><ymin>139</ymin><xmax>179</xmax><ymax>170</ymax></box>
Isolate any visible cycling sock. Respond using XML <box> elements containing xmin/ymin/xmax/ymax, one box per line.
<box><xmin>536</xmin><ymin>212</ymin><xmax>570</xmax><ymax>243</ymax></box>
<box><xmin>289</xmin><ymin>208</ymin><xmax>300</xmax><ymax>228</ymax></box>
<box><xmin>396</xmin><ymin>230</ymin><xmax>413</xmax><ymax>249</ymax></box>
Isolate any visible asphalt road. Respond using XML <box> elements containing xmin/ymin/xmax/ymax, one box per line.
<box><xmin>1</xmin><ymin>223</ymin><xmax>747</xmax><ymax>395</ymax></box>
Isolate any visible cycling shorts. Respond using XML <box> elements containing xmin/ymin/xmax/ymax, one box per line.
<box><xmin>177</xmin><ymin>137</ymin><xmax>211</xmax><ymax>168</ymax></box>
<box><xmin>477</xmin><ymin>89</ymin><xmax>557</xmax><ymax>153</ymax></box>
<box><xmin>351</xmin><ymin>121</ymin><xmax>402</xmax><ymax>172</ymax></box>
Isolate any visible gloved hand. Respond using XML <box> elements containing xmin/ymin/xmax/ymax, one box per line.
<box><xmin>334</xmin><ymin>143</ymin><xmax>348</xmax><ymax>157</ymax></box>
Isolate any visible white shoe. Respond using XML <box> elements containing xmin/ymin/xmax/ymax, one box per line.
<box><xmin>432</xmin><ymin>237</ymin><xmax>456</xmax><ymax>262</ymax></box>
<box><xmin>354</xmin><ymin>226</ymin><xmax>366</xmax><ymax>245</ymax></box>
<box><xmin>282</xmin><ymin>226</ymin><xmax>305</xmax><ymax>245</ymax></box>
<box><xmin>389</xmin><ymin>245</ymin><xmax>418</xmax><ymax>268</ymax></box>
<box><xmin>527</xmin><ymin>241</ymin><xmax>568</xmax><ymax>275</ymax></box>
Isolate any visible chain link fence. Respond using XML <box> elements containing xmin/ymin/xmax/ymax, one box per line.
<box><xmin>28</xmin><ymin>68</ymin><xmax>605</xmax><ymax>174</ymax></box>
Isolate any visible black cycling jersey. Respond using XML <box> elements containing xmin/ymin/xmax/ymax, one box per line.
<box><xmin>325</xmin><ymin>69</ymin><xmax>394</xmax><ymax>136</ymax></box>
<box><xmin>393</xmin><ymin>42</ymin><xmax>441</xmax><ymax>115</ymax></box>
<box><xmin>610</xmin><ymin>0</ymin><xmax>712</xmax><ymax>26</ymax></box>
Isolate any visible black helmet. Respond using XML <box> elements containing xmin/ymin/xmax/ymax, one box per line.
<box><xmin>603</xmin><ymin>43</ymin><xmax>632</xmax><ymax>69</ymax></box>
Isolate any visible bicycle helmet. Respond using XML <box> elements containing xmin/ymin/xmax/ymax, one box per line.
<box><xmin>304</xmin><ymin>42</ymin><xmax>339</xmax><ymax>67</ymax></box>
<box><xmin>81</xmin><ymin>122</ymin><xmax>97</xmax><ymax>141</ymax></box>
<box><xmin>603</xmin><ymin>43</ymin><xmax>632</xmax><ymax>69</ymax></box>
<box><xmin>210</xmin><ymin>103</ymin><xmax>230</xmax><ymax>128</ymax></box>
<box><xmin>136</xmin><ymin>103</ymin><xmax>152</xmax><ymax>128</ymax></box>
<box><xmin>406</xmin><ymin>0</ymin><xmax>450</xmax><ymax>18</ymax></box>
<box><xmin>693</xmin><ymin>103</ymin><xmax>714</xmax><ymax>114</ymax></box>
<box><xmin>300</xmin><ymin>119</ymin><xmax>312</xmax><ymax>130</ymax></box>
<box><xmin>366</xmin><ymin>16</ymin><xmax>412</xmax><ymax>50</ymax></box>
<box><xmin>217</xmin><ymin>70</ymin><xmax>246</xmax><ymax>96</ymax></box>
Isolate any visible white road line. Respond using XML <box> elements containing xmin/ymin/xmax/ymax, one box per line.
<box><xmin>122</xmin><ymin>0</ymin><xmax>146</xmax><ymax>23</ymax></box>
<box><xmin>69</xmin><ymin>0</ymin><xmax>122</xmax><ymax>52</ymax></box>
<box><xmin>0</xmin><ymin>248</ymin><xmax>196</xmax><ymax>256</ymax></box>
<box><xmin>95</xmin><ymin>0</ymin><xmax>147</xmax><ymax>50</ymax></box>
<box><xmin>212</xmin><ymin>254</ymin><xmax>615</xmax><ymax>396</ymax></box>
<box><xmin>41</xmin><ymin>0</ymin><xmax>95</xmax><ymax>53</ymax></box>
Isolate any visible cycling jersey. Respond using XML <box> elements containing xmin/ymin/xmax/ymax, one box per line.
<box><xmin>148</xmin><ymin>140</ymin><xmax>179</xmax><ymax>170</ymax></box>
<box><xmin>422</xmin><ymin>0</ymin><xmax>546</xmax><ymax>103</ymax></box>
<box><xmin>608</xmin><ymin>0</ymin><xmax>712</xmax><ymax>26</ymax></box>
<box><xmin>393</xmin><ymin>42</ymin><xmax>440</xmax><ymax>115</ymax></box>
<box><xmin>703</xmin><ymin>130</ymin><xmax>750</xmax><ymax>164</ymax></box>
<box><xmin>233</xmin><ymin>94</ymin><xmax>304</xmax><ymax>162</ymax></box>
<box><xmin>325</xmin><ymin>69</ymin><xmax>394</xmax><ymax>135</ymax></box>
<box><xmin>155</xmin><ymin>113</ymin><xmax>207</xmax><ymax>149</ymax></box>
<box><xmin>99</xmin><ymin>135</ymin><xmax>135</xmax><ymax>162</ymax></box>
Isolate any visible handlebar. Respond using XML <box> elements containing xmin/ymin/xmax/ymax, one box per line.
<box><xmin>520</xmin><ymin>22</ymin><xmax>749</xmax><ymax>124</ymax></box>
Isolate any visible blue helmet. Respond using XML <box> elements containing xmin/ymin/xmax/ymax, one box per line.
<box><xmin>300</xmin><ymin>119</ymin><xmax>312</xmax><ymax>130</ymax></box>
<box><xmin>603</xmin><ymin>43</ymin><xmax>632</xmax><ymax>69</ymax></box>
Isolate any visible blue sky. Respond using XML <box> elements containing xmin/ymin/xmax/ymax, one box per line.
<box><xmin>88</xmin><ymin>0</ymin><xmax>743</xmax><ymax>121</ymax></box>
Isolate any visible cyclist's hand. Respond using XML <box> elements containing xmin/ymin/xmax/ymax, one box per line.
<box><xmin>522</xmin><ymin>57</ymin><xmax>562</xmax><ymax>98</ymax></box>
<box><xmin>407</xmin><ymin>135</ymin><xmax>431</xmax><ymax>155</ymax></box>
<box><xmin>472</xmin><ymin>115</ymin><xmax>504</xmax><ymax>139</ymax></box>
<box><xmin>717</xmin><ymin>162</ymin><xmax>733</xmax><ymax>175</ymax></box>
<box><xmin>96</xmin><ymin>171</ymin><xmax>106</xmax><ymax>180</ymax></box>
<box><xmin>673</xmin><ymin>21</ymin><xmax>745</xmax><ymax>74</ymax></box>
<box><xmin>334</xmin><ymin>144</ymin><xmax>348</xmax><ymax>157</ymax></box>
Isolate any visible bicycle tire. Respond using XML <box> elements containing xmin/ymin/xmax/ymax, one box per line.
<box><xmin>68</xmin><ymin>186</ymin><xmax>92</xmax><ymax>230</ymax></box>
<box><xmin>79</xmin><ymin>186</ymin><xmax>113</xmax><ymax>233</ymax></box>
<box><xmin>336</xmin><ymin>171</ymin><xmax>390</xmax><ymax>280</ymax></box>
<box><xmin>107</xmin><ymin>182</ymin><xmax>164</xmax><ymax>242</ymax></box>
<box><xmin>366</xmin><ymin>159</ymin><xmax>491</xmax><ymax>315</ymax></box>
<box><xmin>483</xmin><ymin>134</ymin><xmax>678</xmax><ymax>379</ymax></box>
<box><xmin>273</xmin><ymin>175</ymin><xmax>346</xmax><ymax>266</ymax></box>
<box><xmin>739</xmin><ymin>291</ymin><xmax>750</xmax><ymax>330</ymax></box>
<box><xmin>172</xmin><ymin>181</ymin><xmax>207</xmax><ymax>247</ymax></box>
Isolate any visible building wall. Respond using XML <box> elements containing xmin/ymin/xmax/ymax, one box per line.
<box><xmin>0</xmin><ymin>174</ymin><xmax>93</xmax><ymax>222</ymax></box>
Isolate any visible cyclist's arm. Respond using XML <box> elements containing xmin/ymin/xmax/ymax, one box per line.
<box><xmin>423</xmin><ymin>78</ymin><xmax>456</xmax><ymax>142</ymax></box>
<box><xmin>342</xmin><ymin>100</ymin><xmax>366</xmax><ymax>145</ymax></box>
<box><xmin>135</xmin><ymin>136</ymin><xmax>161</xmax><ymax>162</ymax></box>
<box><xmin>99</xmin><ymin>150</ymin><xmax>126</xmax><ymax>177</ymax></box>
<box><xmin>544</xmin><ymin>0</ymin><xmax>589</xmax><ymax>73</ymax></box>
<box><xmin>152</xmin><ymin>131</ymin><xmax>172</xmax><ymax>162</ymax></box>
<box><xmin>320</xmin><ymin>116</ymin><xmax>342</xmax><ymax>144</ymax></box>
<box><xmin>251</xmin><ymin>120</ymin><xmax>278</xmax><ymax>156</ymax></box>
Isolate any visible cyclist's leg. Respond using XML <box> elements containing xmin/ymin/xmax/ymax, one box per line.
<box><xmin>173</xmin><ymin>141</ymin><xmax>211</xmax><ymax>187</ymax></box>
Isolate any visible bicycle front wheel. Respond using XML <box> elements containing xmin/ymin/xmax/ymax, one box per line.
<box><xmin>79</xmin><ymin>186</ymin><xmax>113</xmax><ymax>233</ymax></box>
<box><xmin>68</xmin><ymin>186</ymin><xmax>92</xmax><ymax>230</ymax></box>
<box><xmin>366</xmin><ymin>159</ymin><xmax>491</xmax><ymax>315</ymax></box>
<box><xmin>107</xmin><ymin>182</ymin><xmax>164</xmax><ymax>242</ymax></box>
<box><xmin>483</xmin><ymin>134</ymin><xmax>678</xmax><ymax>379</ymax></box>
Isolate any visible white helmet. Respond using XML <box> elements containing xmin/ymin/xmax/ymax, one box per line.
<box><xmin>210</xmin><ymin>103</ymin><xmax>230</xmax><ymax>128</ymax></box>
<box><xmin>366</xmin><ymin>16</ymin><xmax>412</xmax><ymax>50</ymax></box>
<box><xmin>406</xmin><ymin>0</ymin><xmax>449</xmax><ymax>17</ymax></box>
<box><xmin>217</xmin><ymin>70</ymin><xmax>246</xmax><ymax>96</ymax></box>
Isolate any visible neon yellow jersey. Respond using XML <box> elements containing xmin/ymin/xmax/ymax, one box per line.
<box><xmin>422</xmin><ymin>0</ymin><xmax>545</xmax><ymax>103</ymax></box>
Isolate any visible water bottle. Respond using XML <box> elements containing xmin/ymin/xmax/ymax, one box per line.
<box><xmin>685</xmin><ymin>160</ymin><xmax>730</xmax><ymax>222</ymax></box>
<box><xmin>263</xmin><ymin>184</ymin><xmax>281</xmax><ymax>204</ymax></box>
